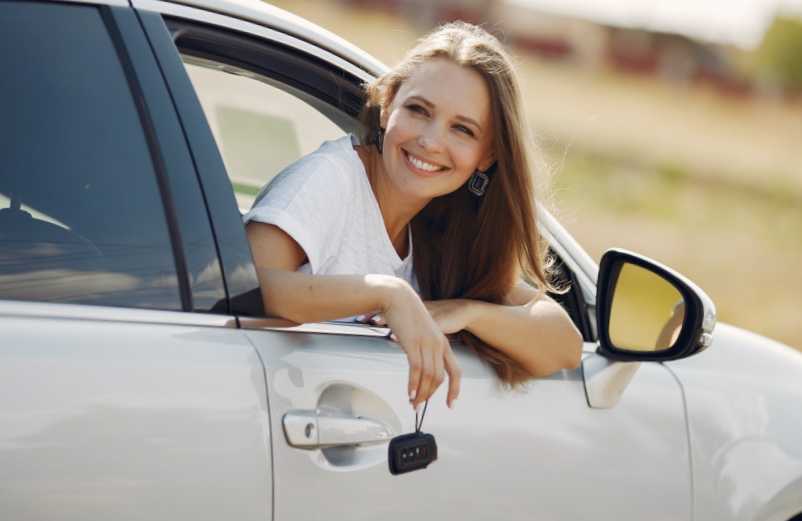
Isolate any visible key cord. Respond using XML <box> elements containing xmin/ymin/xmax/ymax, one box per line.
<box><xmin>415</xmin><ymin>400</ymin><xmax>429</xmax><ymax>433</ymax></box>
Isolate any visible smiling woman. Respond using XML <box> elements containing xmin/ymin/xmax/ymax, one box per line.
<box><xmin>245</xmin><ymin>21</ymin><xmax>582</xmax><ymax>410</ymax></box>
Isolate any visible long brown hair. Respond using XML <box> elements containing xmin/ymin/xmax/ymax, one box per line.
<box><xmin>360</xmin><ymin>22</ymin><xmax>560</xmax><ymax>386</ymax></box>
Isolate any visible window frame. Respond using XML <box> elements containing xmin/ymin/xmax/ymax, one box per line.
<box><xmin>105</xmin><ymin>5</ymin><xmax>192</xmax><ymax>311</ymax></box>
<box><xmin>111</xmin><ymin>5</ymin><xmax>230</xmax><ymax>313</ymax></box>
<box><xmin>165</xmin><ymin>19</ymin><xmax>366</xmax><ymax>134</ymax></box>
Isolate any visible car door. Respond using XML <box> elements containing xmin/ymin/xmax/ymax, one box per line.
<box><xmin>0</xmin><ymin>2</ymin><xmax>271</xmax><ymax>519</ymax></box>
<box><xmin>137</xmin><ymin>2</ymin><xmax>693</xmax><ymax>519</ymax></box>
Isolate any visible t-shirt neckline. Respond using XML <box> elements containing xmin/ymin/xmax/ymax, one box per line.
<box><xmin>346</xmin><ymin>134</ymin><xmax>412</xmax><ymax>266</ymax></box>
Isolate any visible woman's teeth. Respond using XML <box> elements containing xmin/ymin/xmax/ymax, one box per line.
<box><xmin>407</xmin><ymin>152</ymin><xmax>443</xmax><ymax>172</ymax></box>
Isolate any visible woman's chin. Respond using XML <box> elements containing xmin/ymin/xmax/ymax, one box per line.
<box><xmin>405</xmin><ymin>182</ymin><xmax>462</xmax><ymax>202</ymax></box>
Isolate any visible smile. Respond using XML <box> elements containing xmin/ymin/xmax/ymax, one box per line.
<box><xmin>402</xmin><ymin>149</ymin><xmax>448</xmax><ymax>175</ymax></box>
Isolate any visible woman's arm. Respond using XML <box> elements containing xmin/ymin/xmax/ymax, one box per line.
<box><xmin>424</xmin><ymin>281</ymin><xmax>583</xmax><ymax>377</ymax></box>
<box><xmin>246</xmin><ymin>222</ymin><xmax>461</xmax><ymax>409</ymax></box>
<box><xmin>247</xmin><ymin>222</ymin><xmax>391</xmax><ymax>322</ymax></box>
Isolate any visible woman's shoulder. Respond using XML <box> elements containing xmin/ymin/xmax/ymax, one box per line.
<box><xmin>253</xmin><ymin>134</ymin><xmax>364</xmax><ymax>207</ymax></box>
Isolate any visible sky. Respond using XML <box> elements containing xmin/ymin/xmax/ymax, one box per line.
<box><xmin>509</xmin><ymin>0</ymin><xmax>802</xmax><ymax>49</ymax></box>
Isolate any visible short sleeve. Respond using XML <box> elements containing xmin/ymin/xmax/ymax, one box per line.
<box><xmin>243</xmin><ymin>153</ymin><xmax>352</xmax><ymax>273</ymax></box>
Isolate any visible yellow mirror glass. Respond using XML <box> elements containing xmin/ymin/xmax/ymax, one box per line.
<box><xmin>609</xmin><ymin>263</ymin><xmax>685</xmax><ymax>352</ymax></box>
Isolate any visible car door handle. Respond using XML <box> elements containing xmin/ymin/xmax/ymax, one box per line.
<box><xmin>283</xmin><ymin>409</ymin><xmax>393</xmax><ymax>449</ymax></box>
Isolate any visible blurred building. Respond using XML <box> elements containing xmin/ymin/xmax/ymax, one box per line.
<box><xmin>343</xmin><ymin>0</ymin><xmax>802</xmax><ymax>99</ymax></box>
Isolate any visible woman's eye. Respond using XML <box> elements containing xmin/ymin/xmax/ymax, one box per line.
<box><xmin>406</xmin><ymin>104</ymin><xmax>428</xmax><ymax>116</ymax></box>
<box><xmin>455</xmin><ymin>125</ymin><xmax>475</xmax><ymax>137</ymax></box>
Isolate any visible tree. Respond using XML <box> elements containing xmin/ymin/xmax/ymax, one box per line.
<box><xmin>755</xmin><ymin>15</ymin><xmax>802</xmax><ymax>90</ymax></box>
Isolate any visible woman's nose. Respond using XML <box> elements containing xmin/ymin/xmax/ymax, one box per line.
<box><xmin>417</xmin><ymin>124</ymin><xmax>445</xmax><ymax>152</ymax></box>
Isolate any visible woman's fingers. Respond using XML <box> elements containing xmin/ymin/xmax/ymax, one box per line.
<box><xmin>380</xmin><ymin>285</ymin><xmax>457</xmax><ymax>410</ymax></box>
<box><xmin>414</xmin><ymin>340</ymin><xmax>436</xmax><ymax>409</ymax></box>
<box><xmin>412</xmin><ymin>338</ymin><xmax>450</xmax><ymax>409</ymax></box>
<box><xmin>405</xmin><ymin>344</ymin><xmax>422</xmax><ymax>404</ymax></box>
<box><xmin>444</xmin><ymin>346</ymin><xmax>462</xmax><ymax>409</ymax></box>
<box><xmin>356</xmin><ymin>312</ymin><xmax>387</xmax><ymax>326</ymax></box>
<box><xmin>433</xmin><ymin>341</ymin><xmax>446</xmax><ymax>402</ymax></box>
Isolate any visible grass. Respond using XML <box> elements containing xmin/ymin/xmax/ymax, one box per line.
<box><xmin>232</xmin><ymin>182</ymin><xmax>260</xmax><ymax>197</ymax></box>
<box><xmin>551</xmin><ymin>147</ymin><xmax>802</xmax><ymax>349</ymax></box>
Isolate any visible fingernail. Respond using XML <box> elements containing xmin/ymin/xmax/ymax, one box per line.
<box><xmin>409</xmin><ymin>389</ymin><xmax>417</xmax><ymax>401</ymax></box>
<box><xmin>415</xmin><ymin>403</ymin><xmax>423</xmax><ymax>414</ymax></box>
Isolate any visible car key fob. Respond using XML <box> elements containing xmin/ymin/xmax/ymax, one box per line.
<box><xmin>388</xmin><ymin>431</ymin><xmax>437</xmax><ymax>475</ymax></box>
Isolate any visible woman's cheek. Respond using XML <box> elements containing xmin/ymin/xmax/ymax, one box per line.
<box><xmin>450</xmin><ymin>140</ymin><xmax>483</xmax><ymax>175</ymax></box>
<box><xmin>395</xmin><ymin>117</ymin><xmax>424</xmax><ymax>141</ymax></box>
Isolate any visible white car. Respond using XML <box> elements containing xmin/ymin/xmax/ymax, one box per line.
<box><xmin>1</xmin><ymin>0</ymin><xmax>801</xmax><ymax>520</ymax></box>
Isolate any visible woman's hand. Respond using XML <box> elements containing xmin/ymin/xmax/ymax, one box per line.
<box><xmin>374</xmin><ymin>278</ymin><xmax>462</xmax><ymax>410</ymax></box>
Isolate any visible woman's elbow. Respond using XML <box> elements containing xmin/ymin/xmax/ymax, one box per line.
<box><xmin>523</xmin><ymin>322</ymin><xmax>583</xmax><ymax>377</ymax></box>
<box><xmin>562</xmin><ymin>323</ymin><xmax>583</xmax><ymax>370</ymax></box>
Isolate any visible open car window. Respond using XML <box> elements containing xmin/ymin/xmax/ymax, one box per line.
<box><xmin>170</xmin><ymin>20</ymin><xmax>591</xmax><ymax>336</ymax></box>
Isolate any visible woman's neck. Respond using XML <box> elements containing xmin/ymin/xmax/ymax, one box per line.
<box><xmin>356</xmin><ymin>145</ymin><xmax>428</xmax><ymax>257</ymax></box>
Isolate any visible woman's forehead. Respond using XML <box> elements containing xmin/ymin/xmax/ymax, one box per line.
<box><xmin>396</xmin><ymin>59</ymin><xmax>491</xmax><ymax>126</ymax></box>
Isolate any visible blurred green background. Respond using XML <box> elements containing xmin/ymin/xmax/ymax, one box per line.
<box><xmin>269</xmin><ymin>0</ymin><xmax>802</xmax><ymax>350</ymax></box>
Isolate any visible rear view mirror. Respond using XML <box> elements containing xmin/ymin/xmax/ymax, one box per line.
<box><xmin>596</xmin><ymin>249</ymin><xmax>716</xmax><ymax>362</ymax></box>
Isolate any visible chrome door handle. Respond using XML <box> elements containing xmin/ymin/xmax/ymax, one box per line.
<box><xmin>283</xmin><ymin>409</ymin><xmax>393</xmax><ymax>449</ymax></box>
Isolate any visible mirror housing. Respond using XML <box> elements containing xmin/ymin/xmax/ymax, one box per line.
<box><xmin>596</xmin><ymin>249</ymin><xmax>716</xmax><ymax>362</ymax></box>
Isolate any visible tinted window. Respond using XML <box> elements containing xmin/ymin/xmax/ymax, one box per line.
<box><xmin>0</xmin><ymin>2</ymin><xmax>181</xmax><ymax>310</ymax></box>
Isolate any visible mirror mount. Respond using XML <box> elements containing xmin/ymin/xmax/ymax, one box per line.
<box><xmin>582</xmin><ymin>354</ymin><xmax>640</xmax><ymax>409</ymax></box>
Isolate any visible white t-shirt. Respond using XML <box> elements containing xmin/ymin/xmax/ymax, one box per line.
<box><xmin>243</xmin><ymin>134</ymin><xmax>417</xmax><ymax>288</ymax></box>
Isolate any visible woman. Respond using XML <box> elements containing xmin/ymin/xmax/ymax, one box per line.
<box><xmin>244</xmin><ymin>21</ymin><xmax>582</xmax><ymax>412</ymax></box>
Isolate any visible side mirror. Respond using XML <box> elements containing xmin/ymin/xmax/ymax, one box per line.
<box><xmin>596</xmin><ymin>249</ymin><xmax>716</xmax><ymax>362</ymax></box>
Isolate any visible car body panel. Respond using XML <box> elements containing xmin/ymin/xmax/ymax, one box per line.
<box><xmin>244</xmin><ymin>323</ymin><xmax>690</xmax><ymax>521</ymax></box>
<box><xmin>0</xmin><ymin>302</ymin><xmax>272</xmax><ymax>521</ymax></box>
<box><xmin>667</xmin><ymin>324</ymin><xmax>802</xmax><ymax>521</ymax></box>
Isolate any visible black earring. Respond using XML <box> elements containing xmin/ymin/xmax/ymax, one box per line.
<box><xmin>375</xmin><ymin>126</ymin><xmax>385</xmax><ymax>154</ymax></box>
<box><xmin>468</xmin><ymin>169</ymin><xmax>490</xmax><ymax>196</ymax></box>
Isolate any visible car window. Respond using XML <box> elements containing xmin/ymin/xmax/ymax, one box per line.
<box><xmin>0</xmin><ymin>1</ymin><xmax>181</xmax><ymax>310</ymax></box>
<box><xmin>182</xmin><ymin>57</ymin><xmax>346</xmax><ymax>211</ymax></box>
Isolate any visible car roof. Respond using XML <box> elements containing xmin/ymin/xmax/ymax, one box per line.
<box><xmin>164</xmin><ymin>0</ymin><xmax>387</xmax><ymax>76</ymax></box>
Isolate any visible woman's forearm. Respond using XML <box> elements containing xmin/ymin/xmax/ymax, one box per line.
<box><xmin>464</xmin><ymin>297</ymin><xmax>583</xmax><ymax>377</ymax></box>
<box><xmin>256</xmin><ymin>268</ymin><xmax>400</xmax><ymax>324</ymax></box>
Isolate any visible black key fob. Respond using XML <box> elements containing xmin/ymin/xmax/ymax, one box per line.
<box><xmin>388</xmin><ymin>431</ymin><xmax>437</xmax><ymax>475</ymax></box>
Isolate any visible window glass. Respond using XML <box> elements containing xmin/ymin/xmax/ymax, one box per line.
<box><xmin>0</xmin><ymin>2</ymin><xmax>181</xmax><ymax>310</ymax></box>
<box><xmin>182</xmin><ymin>58</ymin><xmax>346</xmax><ymax>210</ymax></box>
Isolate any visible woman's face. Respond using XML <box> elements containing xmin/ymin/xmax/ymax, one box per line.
<box><xmin>379</xmin><ymin>58</ymin><xmax>495</xmax><ymax>203</ymax></box>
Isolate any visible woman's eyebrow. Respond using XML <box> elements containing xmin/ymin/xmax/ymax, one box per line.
<box><xmin>407</xmin><ymin>95</ymin><xmax>483</xmax><ymax>133</ymax></box>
